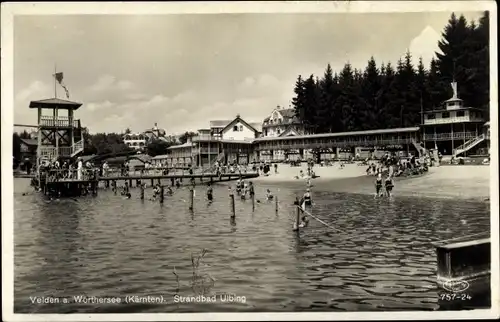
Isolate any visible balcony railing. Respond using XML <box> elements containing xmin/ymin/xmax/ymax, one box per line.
<box><xmin>192</xmin><ymin>135</ymin><xmax>222</xmax><ymax>142</ymax></box>
<box><xmin>424</xmin><ymin>116</ymin><xmax>485</xmax><ymax>125</ymax></box>
<box><xmin>40</xmin><ymin>116</ymin><xmax>80</xmax><ymax>128</ymax></box>
<box><xmin>423</xmin><ymin>132</ymin><xmax>477</xmax><ymax>141</ymax></box>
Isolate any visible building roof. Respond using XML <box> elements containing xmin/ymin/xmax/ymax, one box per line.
<box><xmin>255</xmin><ymin>127</ymin><xmax>420</xmax><ymax>142</ymax></box>
<box><xmin>210</xmin><ymin>120</ymin><xmax>232</xmax><ymax>128</ymax></box>
<box><xmin>20</xmin><ymin>138</ymin><xmax>38</xmax><ymax>146</ymax></box>
<box><xmin>29</xmin><ymin>98</ymin><xmax>82</xmax><ymax>110</ymax></box>
<box><xmin>221</xmin><ymin>116</ymin><xmax>259</xmax><ymax>134</ymax></box>
<box><xmin>167</xmin><ymin>142</ymin><xmax>194</xmax><ymax>149</ymax></box>
<box><xmin>421</xmin><ymin>107</ymin><xmax>483</xmax><ymax>114</ymax></box>
<box><xmin>279</xmin><ymin>108</ymin><xmax>296</xmax><ymax>118</ymax></box>
<box><xmin>152</xmin><ymin>154</ymin><xmax>170</xmax><ymax>159</ymax></box>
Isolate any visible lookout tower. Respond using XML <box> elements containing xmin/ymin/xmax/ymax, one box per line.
<box><xmin>29</xmin><ymin>97</ymin><xmax>85</xmax><ymax>167</ymax></box>
<box><xmin>420</xmin><ymin>82</ymin><xmax>487</xmax><ymax>157</ymax></box>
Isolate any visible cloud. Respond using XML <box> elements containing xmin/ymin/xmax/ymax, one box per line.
<box><xmin>407</xmin><ymin>26</ymin><xmax>442</xmax><ymax>68</ymax></box>
<box><xmin>89</xmin><ymin>74</ymin><xmax>136</xmax><ymax>93</ymax></box>
<box><xmin>15</xmin><ymin>80</ymin><xmax>51</xmax><ymax>102</ymax></box>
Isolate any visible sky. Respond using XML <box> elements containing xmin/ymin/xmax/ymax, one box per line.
<box><xmin>13</xmin><ymin>11</ymin><xmax>484</xmax><ymax>135</ymax></box>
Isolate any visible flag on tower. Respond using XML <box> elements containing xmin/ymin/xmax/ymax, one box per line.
<box><xmin>53</xmin><ymin>72</ymin><xmax>70</xmax><ymax>99</ymax></box>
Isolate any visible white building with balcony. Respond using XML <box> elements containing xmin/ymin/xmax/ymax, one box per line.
<box><xmin>260</xmin><ymin>106</ymin><xmax>306</xmax><ymax>161</ymax></box>
<box><xmin>421</xmin><ymin>82</ymin><xmax>488</xmax><ymax>157</ymax></box>
<box><xmin>123</xmin><ymin>133</ymin><xmax>147</xmax><ymax>151</ymax></box>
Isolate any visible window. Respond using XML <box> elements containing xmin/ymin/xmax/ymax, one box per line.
<box><xmin>427</xmin><ymin>114</ymin><xmax>435</xmax><ymax>120</ymax></box>
<box><xmin>456</xmin><ymin>111</ymin><xmax>465</xmax><ymax>117</ymax></box>
<box><xmin>233</xmin><ymin>126</ymin><xmax>238</xmax><ymax>131</ymax></box>
<box><xmin>442</xmin><ymin>112</ymin><xmax>450</xmax><ymax>118</ymax></box>
<box><xmin>239</xmin><ymin>125</ymin><xmax>243</xmax><ymax>131</ymax></box>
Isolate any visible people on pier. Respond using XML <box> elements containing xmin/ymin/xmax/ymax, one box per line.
<box><xmin>77</xmin><ymin>157</ymin><xmax>83</xmax><ymax>180</ymax></box>
<box><xmin>385</xmin><ymin>175</ymin><xmax>394</xmax><ymax>198</ymax></box>
<box><xmin>375</xmin><ymin>173</ymin><xmax>383</xmax><ymax>197</ymax></box>
<box><xmin>206</xmin><ymin>183</ymin><xmax>213</xmax><ymax>202</ymax></box>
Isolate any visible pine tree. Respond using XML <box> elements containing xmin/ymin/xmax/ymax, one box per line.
<box><xmin>425</xmin><ymin>58</ymin><xmax>443</xmax><ymax>111</ymax></box>
<box><xmin>292</xmin><ymin>75</ymin><xmax>306</xmax><ymax>122</ymax></box>
<box><xmin>360</xmin><ymin>57</ymin><xmax>382</xmax><ymax>129</ymax></box>
<box><xmin>416</xmin><ymin>57</ymin><xmax>428</xmax><ymax>124</ymax></box>
<box><xmin>302</xmin><ymin>75</ymin><xmax>320</xmax><ymax>133</ymax></box>
<box><xmin>318</xmin><ymin>64</ymin><xmax>336</xmax><ymax>133</ymax></box>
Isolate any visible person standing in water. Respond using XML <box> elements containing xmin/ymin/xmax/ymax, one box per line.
<box><xmin>375</xmin><ymin>173</ymin><xmax>383</xmax><ymax>198</ymax></box>
<box><xmin>265</xmin><ymin>189</ymin><xmax>274</xmax><ymax>200</ymax></box>
<box><xmin>206</xmin><ymin>183</ymin><xmax>213</xmax><ymax>202</ymax></box>
<box><xmin>303</xmin><ymin>188</ymin><xmax>312</xmax><ymax>210</ymax></box>
<box><xmin>385</xmin><ymin>175</ymin><xmax>394</xmax><ymax>198</ymax></box>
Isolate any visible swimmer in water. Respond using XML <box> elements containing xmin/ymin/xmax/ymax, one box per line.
<box><xmin>175</xmin><ymin>178</ymin><xmax>181</xmax><ymax>189</ymax></box>
<box><xmin>236</xmin><ymin>179</ymin><xmax>242</xmax><ymax>195</ymax></box>
<box><xmin>266</xmin><ymin>189</ymin><xmax>274</xmax><ymax>200</ymax></box>
<box><xmin>375</xmin><ymin>173</ymin><xmax>383</xmax><ymax>198</ymax></box>
<box><xmin>206</xmin><ymin>183</ymin><xmax>213</xmax><ymax>202</ymax></box>
<box><xmin>299</xmin><ymin>215</ymin><xmax>310</xmax><ymax>228</ymax></box>
<box><xmin>385</xmin><ymin>175</ymin><xmax>394</xmax><ymax>198</ymax></box>
<box><xmin>166</xmin><ymin>186</ymin><xmax>173</xmax><ymax>195</ymax></box>
<box><xmin>124</xmin><ymin>192</ymin><xmax>131</xmax><ymax>199</ymax></box>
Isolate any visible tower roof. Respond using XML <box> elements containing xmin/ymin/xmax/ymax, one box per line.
<box><xmin>29</xmin><ymin>97</ymin><xmax>82</xmax><ymax>110</ymax></box>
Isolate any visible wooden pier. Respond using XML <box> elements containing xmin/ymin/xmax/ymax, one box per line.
<box><xmin>36</xmin><ymin>168</ymin><xmax>259</xmax><ymax>198</ymax></box>
<box><xmin>434</xmin><ymin>233</ymin><xmax>491</xmax><ymax>310</ymax></box>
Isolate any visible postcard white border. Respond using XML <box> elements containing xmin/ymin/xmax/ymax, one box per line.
<box><xmin>2</xmin><ymin>1</ymin><xmax>499</xmax><ymax>321</ymax></box>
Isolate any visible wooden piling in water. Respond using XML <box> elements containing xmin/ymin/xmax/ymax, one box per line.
<box><xmin>275</xmin><ymin>196</ymin><xmax>278</xmax><ymax>214</ymax></box>
<box><xmin>160</xmin><ymin>186</ymin><xmax>164</xmax><ymax>204</ymax></box>
<box><xmin>189</xmin><ymin>188</ymin><xmax>194</xmax><ymax>211</ymax></box>
<box><xmin>230</xmin><ymin>193</ymin><xmax>235</xmax><ymax>219</ymax></box>
<box><xmin>251</xmin><ymin>194</ymin><xmax>255</xmax><ymax>212</ymax></box>
<box><xmin>140</xmin><ymin>184</ymin><xmax>144</xmax><ymax>200</ymax></box>
<box><xmin>129</xmin><ymin>179</ymin><xmax>132</xmax><ymax>187</ymax></box>
<box><xmin>295</xmin><ymin>206</ymin><xmax>301</xmax><ymax>233</ymax></box>
<box><xmin>150</xmin><ymin>178</ymin><xmax>154</xmax><ymax>186</ymax></box>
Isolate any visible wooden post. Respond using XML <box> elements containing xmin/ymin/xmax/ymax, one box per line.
<box><xmin>252</xmin><ymin>193</ymin><xmax>255</xmax><ymax>212</ymax></box>
<box><xmin>136</xmin><ymin>179</ymin><xmax>140</xmax><ymax>187</ymax></box>
<box><xmin>230</xmin><ymin>193</ymin><xmax>236</xmax><ymax>219</ymax></box>
<box><xmin>113</xmin><ymin>180</ymin><xmax>117</xmax><ymax>195</ymax></box>
<box><xmin>150</xmin><ymin>178</ymin><xmax>154</xmax><ymax>186</ymax></box>
<box><xmin>160</xmin><ymin>186</ymin><xmax>164</xmax><ymax>204</ymax></box>
<box><xmin>295</xmin><ymin>206</ymin><xmax>301</xmax><ymax>233</ymax></box>
<box><xmin>129</xmin><ymin>179</ymin><xmax>132</xmax><ymax>187</ymax></box>
<box><xmin>140</xmin><ymin>184</ymin><xmax>144</xmax><ymax>200</ymax></box>
<box><xmin>189</xmin><ymin>188</ymin><xmax>194</xmax><ymax>211</ymax></box>
<box><xmin>158</xmin><ymin>178</ymin><xmax>161</xmax><ymax>185</ymax></box>
<box><xmin>275</xmin><ymin>196</ymin><xmax>278</xmax><ymax>214</ymax></box>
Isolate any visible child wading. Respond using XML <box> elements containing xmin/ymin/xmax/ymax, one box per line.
<box><xmin>266</xmin><ymin>189</ymin><xmax>274</xmax><ymax>200</ymax></box>
<box><xmin>206</xmin><ymin>183</ymin><xmax>213</xmax><ymax>202</ymax></box>
<box><xmin>385</xmin><ymin>176</ymin><xmax>394</xmax><ymax>198</ymax></box>
<box><xmin>375</xmin><ymin>173</ymin><xmax>383</xmax><ymax>198</ymax></box>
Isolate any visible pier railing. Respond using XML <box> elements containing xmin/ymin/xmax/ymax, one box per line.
<box><xmin>43</xmin><ymin>168</ymin><xmax>98</xmax><ymax>183</ymax></box>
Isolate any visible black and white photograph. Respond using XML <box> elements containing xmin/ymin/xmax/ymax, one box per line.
<box><xmin>1</xmin><ymin>1</ymin><xmax>498</xmax><ymax>321</ymax></box>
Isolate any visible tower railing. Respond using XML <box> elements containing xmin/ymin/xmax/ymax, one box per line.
<box><xmin>40</xmin><ymin>116</ymin><xmax>80</xmax><ymax>127</ymax></box>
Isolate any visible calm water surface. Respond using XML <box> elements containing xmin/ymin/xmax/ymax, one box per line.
<box><xmin>13</xmin><ymin>177</ymin><xmax>490</xmax><ymax>313</ymax></box>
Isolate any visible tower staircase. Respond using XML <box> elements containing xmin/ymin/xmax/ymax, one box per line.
<box><xmin>202</xmin><ymin>151</ymin><xmax>225</xmax><ymax>173</ymax></box>
<box><xmin>453</xmin><ymin>134</ymin><xmax>486</xmax><ymax>157</ymax></box>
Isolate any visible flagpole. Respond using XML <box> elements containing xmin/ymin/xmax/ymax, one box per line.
<box><xmin>54</xmin><ymin>64</ymin><xmax>57</xmax><ymax>98</ymax></box>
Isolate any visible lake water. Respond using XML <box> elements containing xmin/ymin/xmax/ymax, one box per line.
<box><xmin>13</xmin><ymin>176</ymin><xmax>490</xmax><ymax>313</ymax></box>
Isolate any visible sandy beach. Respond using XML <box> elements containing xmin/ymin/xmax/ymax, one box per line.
<box><xmin>253</xmin><ymin>163</ymin><xmax>491</xmax><ymax>200</ymax></box>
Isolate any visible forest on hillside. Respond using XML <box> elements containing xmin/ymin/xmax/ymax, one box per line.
<box><xmin>292</xmin><ymin>12</ymin><xmax>490</xmax><ymax>134</ymax></box>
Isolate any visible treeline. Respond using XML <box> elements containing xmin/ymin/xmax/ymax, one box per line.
<box><xmin>292</xmin><ymin>12</ymin><xmax>490</xmax><ymax>133</ymax></box>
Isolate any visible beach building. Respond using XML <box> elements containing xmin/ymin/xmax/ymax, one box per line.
<box><xmin>123</xmin><ymin>123</ymin><xmax>172</xmax><ymax>151</ymax></box>
<box><xmin>123</xmin><ymin>132</ymin><xmax>147</xmax><ymax>151</ymax></box>
<box><xmin>260</xmin><ymin>106</ymin><xmax>307</xmax><ymax>161</ymax></box>
<box><xmin>420</xmin><ymin>82</ymin><xmax>489</xmax><ymax>157</ymax></box>
<box><xmin>19</xmin><ymin>138</ymin><xmax>38</xmax><ymax>164</ymax></box>
<box><xmin>191</xmin><ymin>114</ymin><xmax>261</xmax><ymax>168</ymax></box>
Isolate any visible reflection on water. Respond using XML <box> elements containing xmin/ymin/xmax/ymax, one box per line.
<box><xmin>13</xmin><ymin>177</ymin><xmax>490</xmax><ymax>313</ymax></box>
